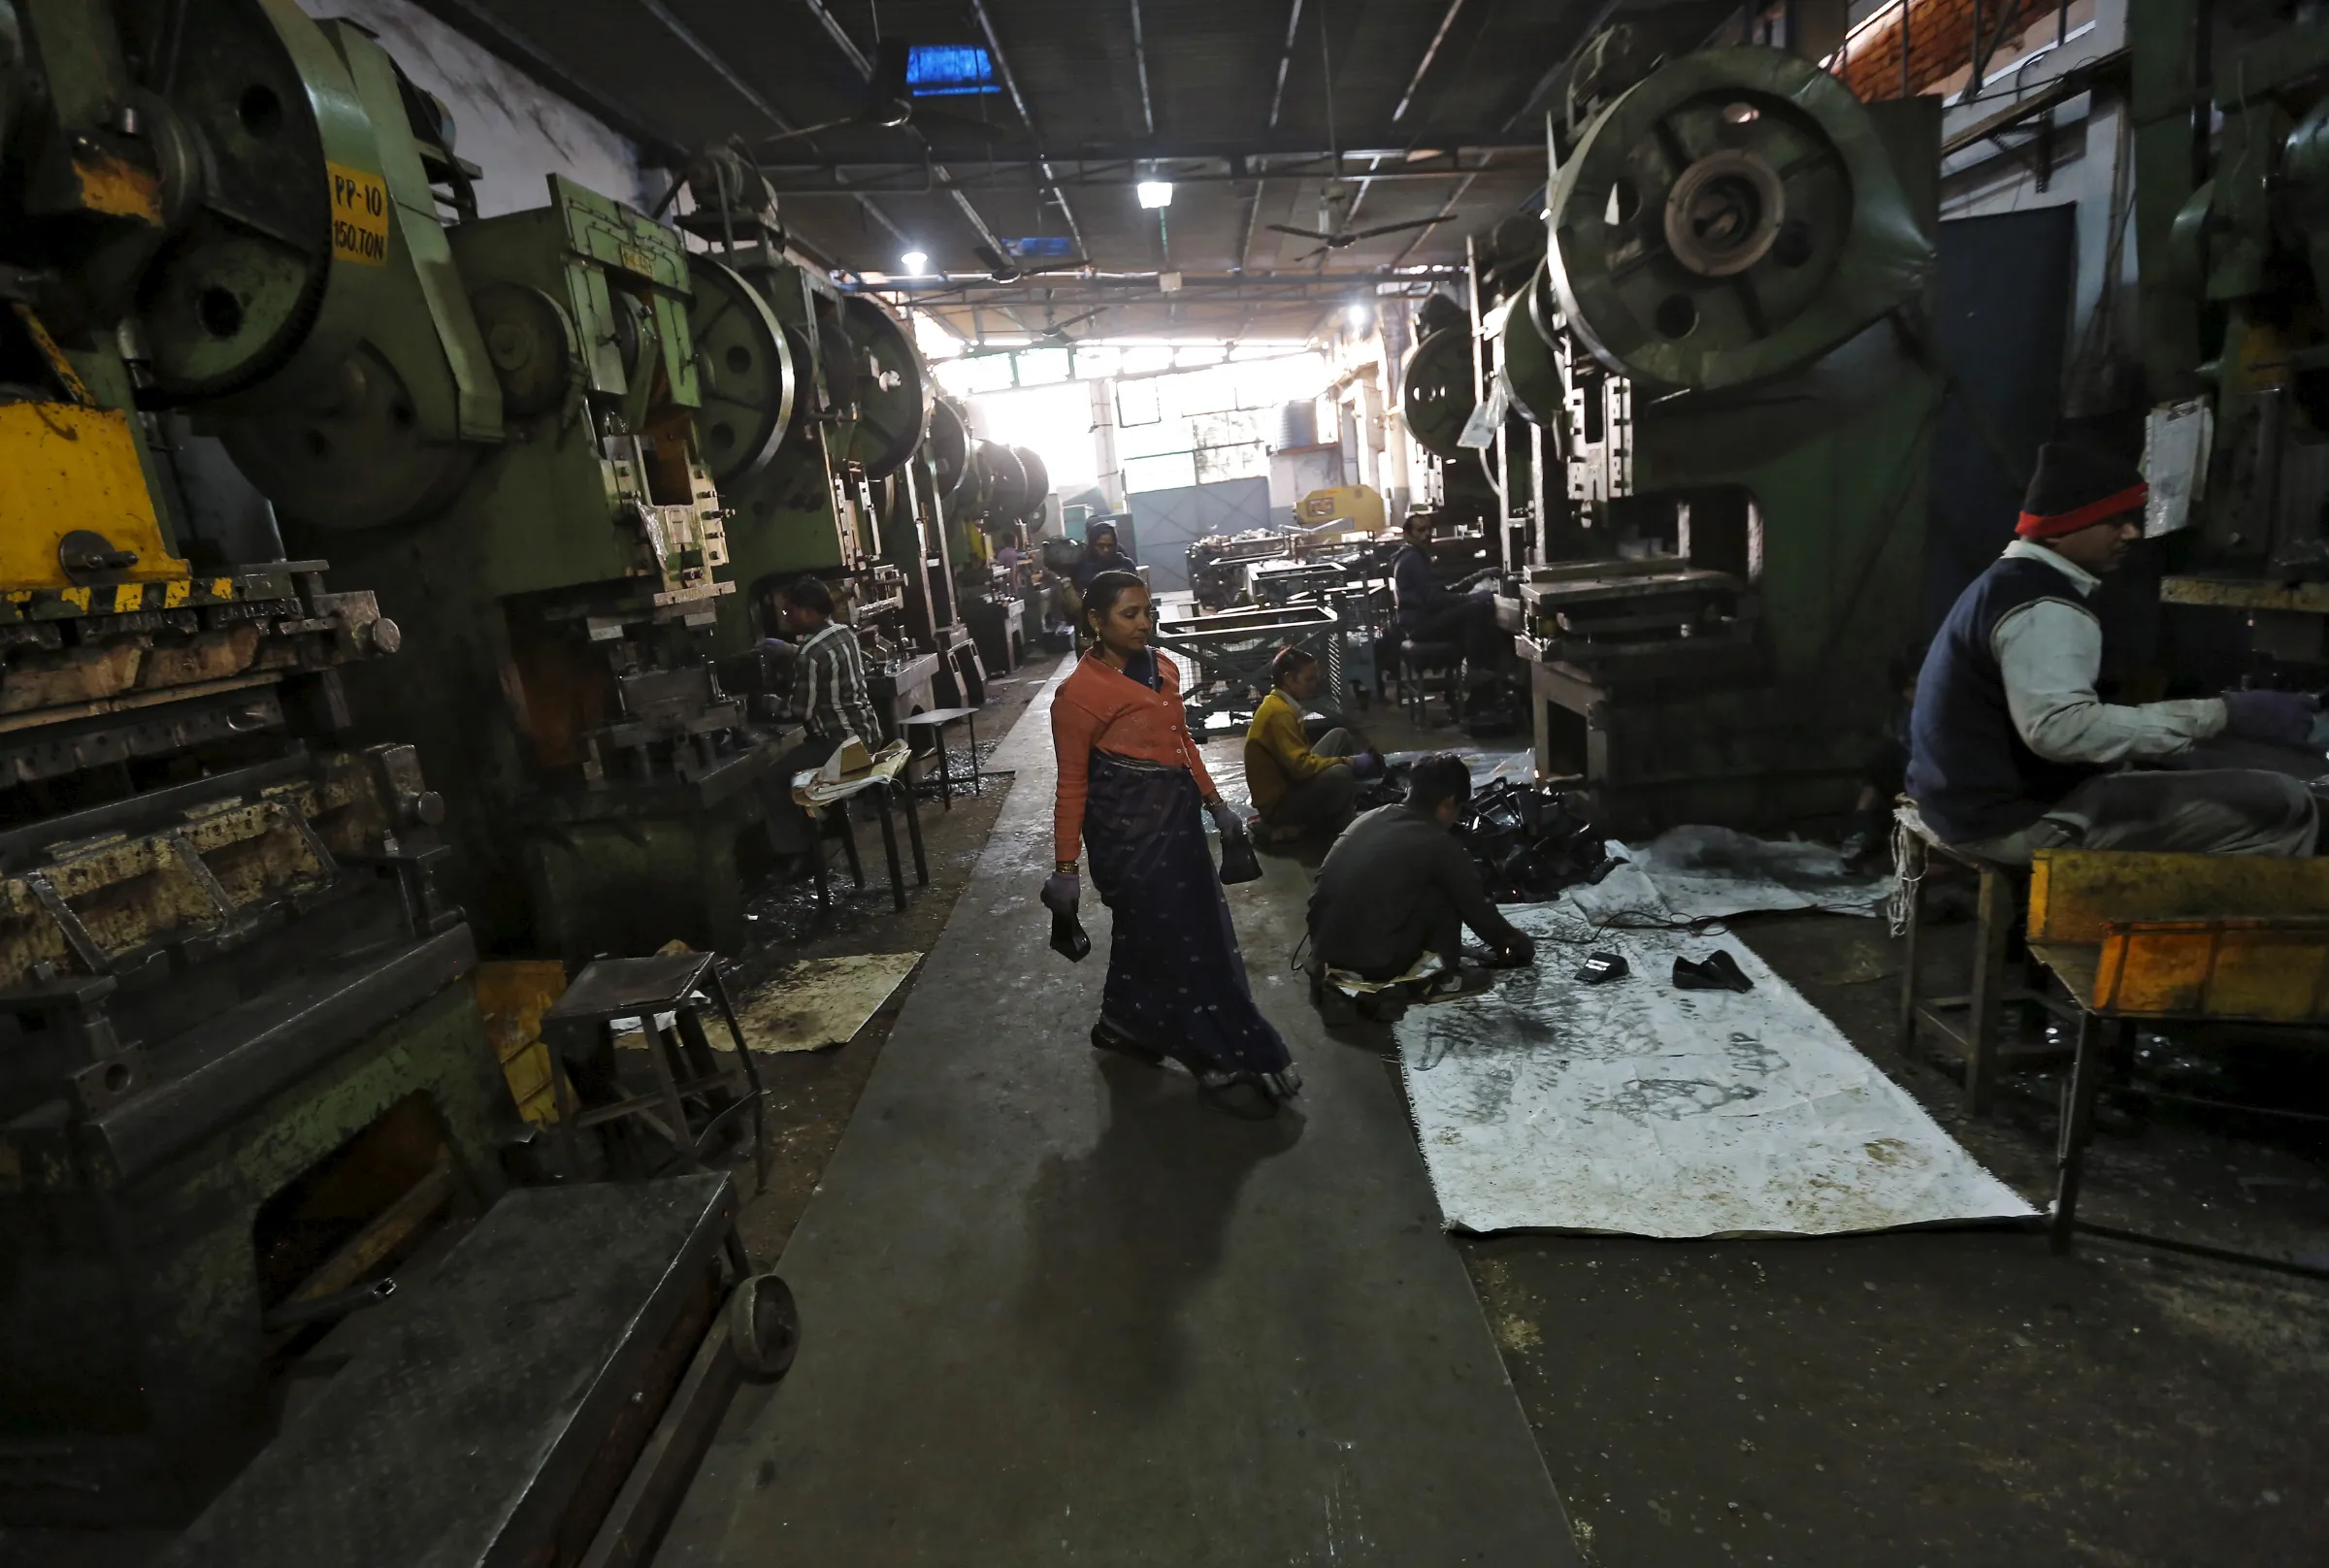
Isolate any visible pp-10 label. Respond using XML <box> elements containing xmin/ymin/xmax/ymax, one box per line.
<box><xmin>328</xmin><ymin>163</ymin><xmax>390</xmax><ymax>266</ymax></box>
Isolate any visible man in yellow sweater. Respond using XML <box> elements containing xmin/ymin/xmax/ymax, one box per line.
<box><xmin>1245</xmin><ymin>647</ymin><xmax>1379</xmax><ymax>838</ymax></box>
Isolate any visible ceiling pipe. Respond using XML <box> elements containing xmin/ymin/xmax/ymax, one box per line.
<box><xmin>1392</xmin><ymin>0</ymin><xmax>1467</xmax><ymax>122</ymax></box>
<box><xmin>633</xmin><ymin>0</ymin><xmax>912</xmax><ymax>245</ymax></box>
<box><xmin>1266</xmin><ymin>0</ymin><xmax>1306</xmax><ymax>130</ymax></box>
<box><xmin>794</xmin><ymin>0</ymin><xmax>1018</xmax><ymax>263</ymax></box>
<box><xmin>1129</xmin><ymin>0</ymin><xmax>1156</xmax><ymax>137</ymax></box>
<box><xmin>965</xmin><ymin>0</ymin><xmax>1091</xmax><ymax>259</ymax></box>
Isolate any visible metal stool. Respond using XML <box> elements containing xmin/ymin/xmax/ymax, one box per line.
<box><xmin>806</xmin><ymin>768</ymin><xmax>929</xmax><ymax>915</ymax></box>
<box><xmin>902</xmin><ymin>705</ymin><xmax>983</xmax><ymax>809</ymax></box>
<box><xmin>1895</xmin><ymin>803</ymin><xmax>2075</xmax><ymax>1115</ymax></box>
<box><xmin>1398</xmin><ymin>639</ymin><xmax>1462</xmax><ymax>727</ymax></box>
<box><xmin>541</xmin><ymin>952</ymin><xmax>768</xmax><ymax>1192</ymax></box>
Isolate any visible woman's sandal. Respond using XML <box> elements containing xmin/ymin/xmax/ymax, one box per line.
<box><xmin>1196</xmin><ymin>1062</ymin><xmax>1301</xmax><ymax>1120</ymax></box>
<box><xmin>1090</xmin><ymin>1018</ymin><xmax>1164</xmax><ymax>1067</ymax></box>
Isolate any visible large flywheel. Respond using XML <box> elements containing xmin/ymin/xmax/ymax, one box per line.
<box><xmin>1546</xmin><ymin>47</ymin><xmax>1933</xmax><ymax>391</ymax></box>
<box><xmin>687</xmin><ymin>256</ymin><xmax>796</xmax><ymax>489</ymax></box>
<box><xmin>1401</xmin><ymin>326</ymin><xmax>1477</xmax><ymax>460</ymax></box>
<box><xmin>135</xmin><ymin>0</ymin><xmax>377</xmax><ymax>403</ymax></box>
<box><xmin>835</xmin><ymin>294</ymin><xmax>930</xmax><ymax>478</ymax></box>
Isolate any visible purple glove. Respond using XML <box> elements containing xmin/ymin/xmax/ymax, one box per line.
<box><xmin>1041</xmin><ymin>871</ymin><xmax>1079</xmax><ymax>913</ymax></box>
<box><xmin>1350</xmin><ymin>750</ymin><xmax>1384</xmax><ymax>780</ymax></box>
<box><xmin>1205</xmin><ymin>799</ymin><xmax>1245</xmax><ymax>840</ymax></box>
<box><xmin>2221</xmin><ymin>689</ymin><xmax>2319</xmax><ymax>747</ymax></box>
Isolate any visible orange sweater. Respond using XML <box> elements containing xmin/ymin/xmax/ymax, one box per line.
<box><xmin>1050</xmin><ymin>651</ymin><xmax>1217</xmax><ymax>864</ymax></box>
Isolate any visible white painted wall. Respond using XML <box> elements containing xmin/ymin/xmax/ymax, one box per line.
<box><xmin>298</xmin><ymin>0</ymin><xmax>654</xmax><ymax>215</ymax></box>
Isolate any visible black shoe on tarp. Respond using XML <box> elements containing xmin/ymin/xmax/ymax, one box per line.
<box><xmin>1672</xmin><ymin>950</ymin><xmax>1754</xmax><ymax>993</ymax></box>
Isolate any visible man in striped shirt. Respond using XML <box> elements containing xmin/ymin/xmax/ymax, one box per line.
<box><xmin>763</xmin><ymin>576</ymin><xmax>881</xmax><ymax>861</ymax></box>
<box><xmin>770</xmin><ymin>576</ymin><xmax>879</xmax><ymax>748</ymax></box>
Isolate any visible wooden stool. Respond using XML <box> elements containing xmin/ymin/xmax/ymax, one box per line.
<box><xmin>1895</xmin><ymin>804</ymin><xmax>2075</xmax><ymax>1115</ymax></box>
<box><xmin>541</xmin><ymin>952</ymin><xmax>768</xmax><ymax>1193</ymax></box>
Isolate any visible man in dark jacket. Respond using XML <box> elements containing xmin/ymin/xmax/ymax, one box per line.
<box><xmin>1904</xmin><ymin>439</ymin><xmax>2319</xmax><ymax>863</ymax></box>
<box><xmin>1392</xmin><ymin>513</ymin><xmax>1500</xmax><ymax>670</ymax></box>
<box><xmin>1308</xmin><ymin>752</ymin><xmax>1535</xmax><ymax>982</ymax></box>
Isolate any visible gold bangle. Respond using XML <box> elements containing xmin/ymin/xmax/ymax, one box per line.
<box><xmin>1054</xmin><ymin>860</ymin><xmax>1077</xmax><ymax>874</ymax></box>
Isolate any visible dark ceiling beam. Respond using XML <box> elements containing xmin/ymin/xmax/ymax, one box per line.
<box><xmin>875</xmin><ymin>268</ymin><xmax>1459</xmax><ymax>299</ymax></box>
<box><xmin>1267</xmin><ymin>0</ymin><xmax>1306</xmax><ymax>130</ymax></box>
<box><xmin>751</xmin><ymin>149</ymin><xmax>1537</xmax><ymax>195</ymax></box>
<box><xmin>965</xmin><ymin>0</ymin><xmax>1089</xmax><ymax>258</ymax></box>
<box><xmin>420</xmin><ymin>0</ymin><xmax>685</xmax><ymax>160</ymax></box>
<box><xmin>972</xmin><ymin>136</ymin><xmax>1538</xmax><ymax>163</ymax></box>
<box><xmin>794</xmin><ymin>0</ymin><xmax>1014</xmax><ymax>265</ymax></box>
<box><xmin>1393</xmin><ymin>0</ymin><xmax>1467</xmax><ymax>122</ymax></box>
<box><xmin>1129</xmin><ymin>0</ymin><xmax>1156</xmax><ymax>138</ymax></box>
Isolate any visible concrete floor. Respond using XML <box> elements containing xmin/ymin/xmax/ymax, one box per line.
<box><xmin>656</xmin><ymin>664</ymin><xmax>1573</xmax><ymax>1565</ymax></box>
<box><xmin>17</xmin><ymin>662</ymin><xmax>2325</xmax><ymax>1566</ymax></box>
<box><xmin>665</xmin><ymin>670</ymin><xmax>2329</xmax><ymax>1567</ymax></box>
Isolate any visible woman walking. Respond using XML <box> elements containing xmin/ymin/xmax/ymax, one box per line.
<box><xmin>1043</xmin><ymin>572</ymin><xmax>1300</xmax><ymax>1115</ymax></box>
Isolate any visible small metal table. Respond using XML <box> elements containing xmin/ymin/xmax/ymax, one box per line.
<box><xmin>902</xmin><ymin>705</ymin><xmax>984</xmax><ymax>808</ymax></box>
<box><xmin>2024</xmin><ymin>847</ymin><xmax>2329</xmax><ymax>1281</ymax></box>
<box><xmin>539</xmin><ymin>952</ymin><xmax>768</xmax><ymax>1193</ymax></box>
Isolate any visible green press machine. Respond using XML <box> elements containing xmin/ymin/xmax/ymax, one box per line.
<box><xmin>0</xmin><ymin>0</ymin><xmax>516</xmax><ymax>1520</ymax></box>
<box><xmin>201</xmin><ymin>45</ymin><xmax>784</xmax><ymax>963</ymax></box>
<box><xmin>1408</xmin><ymin>42</ymin><xmax>1943</xmax><ymax>832</ymax></box>
<box><xmin>2132</xmin><ymin>0</ymin><xmax>2329</xmax><ymax>674</ymax></box>
<box><xmin>672</xmin><ymin>150</ymin><xmax>981</xmax><ymax>716</ymax></box>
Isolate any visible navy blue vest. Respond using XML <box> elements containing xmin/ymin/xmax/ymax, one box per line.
<box><xmin>1905</xmin><ymin>555</ymin><xmax>2104</xmax><ymax>844</ymax></box>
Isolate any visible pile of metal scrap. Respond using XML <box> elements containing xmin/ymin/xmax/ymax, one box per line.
<box><xmin>1452</xmin><ymin>779</ymin><xmax>1618</xmax><ymax>901</ymax></box>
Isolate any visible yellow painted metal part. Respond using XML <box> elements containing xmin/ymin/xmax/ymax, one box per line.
<box><xmin>0</xmin><ymin>402</ymin><xmax>188</xmax><ymax>591</ymax></box>
<box><xmin>2091</xmin><ymin>918</ymin><xmax>2329</xmax><ymax>1022</ymax></box>
<box><xmin>2158</xmin><ymin>575</ymin><xmax>2329</xmax><ymax>612</ymax></box>
<box><xmin>69</xmin><ymin>147</ymin><xmax>163</xmax><ymax>223</ymax></box>
<box><xmin>1295</xmin><ymin>484</ymin><xmax>1388</xmax><ymax>536</ymax></box>
<box><xmin>473</xmin><ymin>960</ymin><xmax>571</xmax><ymax>1125</ymax></box>
<box><xmin>2026</xmin><ymin>848</ymin><xmax>2329</xmax><ymax>944</ymax></box>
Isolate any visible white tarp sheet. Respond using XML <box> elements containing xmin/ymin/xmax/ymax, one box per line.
<box><xmin>1396</xmin><ymin>905</ymin><xmax>2037</xmax><ymax>1238</ymax></box>
<box><xmin>1573</xmin><ymin>825</ymin><xmax>1893</xmax><ymax>924</ymax></box>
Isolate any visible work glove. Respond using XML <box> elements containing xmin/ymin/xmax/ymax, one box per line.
<box><xmin>1040</xmin><ymin>870</ymin><xmax>1080</xmax><ymax>914</ymax></box>
<box><xmin>1205</xmin><ymin>799</ymin><xmax>1246</xmax><ymax>840</ymax></box>
<box><xmin>2221</xmin><ymin>689</ymin><xmax>2319</xmax><ymax>747</ymax></box>
<box><xmin>1495</xmin><ymin>935</ymin><xmax>1537</xmax><ymax>968</ymax></box>
<box><xmin>1350</xmin><ymin>750</ymin><xmax>1384</xmax><ymax>780</ymax></box>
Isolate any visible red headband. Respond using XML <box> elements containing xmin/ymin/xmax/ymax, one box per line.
<box><xmin>2016</xmin><ymin>482</ymin><xmax>2148</xmax><ymax>539</ymax></box>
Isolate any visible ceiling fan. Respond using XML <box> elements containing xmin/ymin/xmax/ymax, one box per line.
<box><xmin>1265</xmin><ymin>212</ymin><xmax>1457</xmax><ymax>266</ymax></box>
<box><xmin>972</xmin><ymin>241</ymin><xmax>1091</xmax><ymax>282</ymax></box>
<box><xmin>1037</xmin><ymin>306</ymin><xmax>1105</xmax><ymax>343</ymax></box>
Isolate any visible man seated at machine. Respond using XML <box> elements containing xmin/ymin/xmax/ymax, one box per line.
<box><xmin>1906</xmin><ymin>439</ymin><xmax>2322</xmax><ymax>863</ymax></box>
<box><xmin>1245</xmin><ymin>646</ymin><xmax>1382</xmax><ymax>840</ymax></box>
<box><xmin>762</xmin><ymin>575</ymin><xmax>883</xmax><ymax>865</ymax></box>
<box><xmin>1307</xmin><ymin>753</ymin><xmax>1535</xmax><ymax>994</ymax></box>
<box><xmin>1392</xmin><ymin>512</ymin><xmax>1502</xmax><ymax>692</ymax></box>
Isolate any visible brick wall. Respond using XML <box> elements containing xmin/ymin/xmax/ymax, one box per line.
<box><xmin>1838</xmin><ymin>0</ymin><xmax>2059</xmax><ymax>102</ymax></box>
